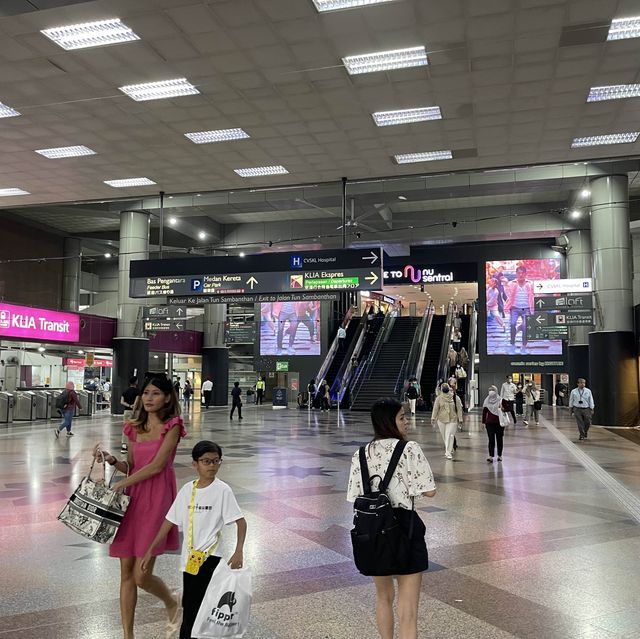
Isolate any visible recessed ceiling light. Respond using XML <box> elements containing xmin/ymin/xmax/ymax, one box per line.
<box><xmin>239</xmin><ymin>252</ymin><xmax>246</xmax><ymax>257</ymax></box>
<box><xmin>169</xmin><ymin>217</ymin><xmax>177</xmax><ymax>225</ymax></box>
<box><xmin>38</xmin><ymin>347</ymin><xmax>46</xmax><ymax>352</ymax></box>
<box><xmin>104</xmin><ymin>178</ymin><xmax>156</xmax><ymax>188</ymax></box>
<box><xmin>372</xmin><ymin>106</ymin><xmax>442</xmax><ymax>126</ymax></box>
<box><xmin>196</xmin><ymin>193</ymin><xmax>202</xmax><ymax>197</ymax></box>
<box><xmin>153</xmin><ymin>354</ymin><xmax>159</xmax><ymax>359</ymax></box>
<box><xmin>312</xmin><ymin>0</ymin><xmax>396</xmax><ymax>11</ymax></box>
<box><xmin>41</xmin><ymin>18</ymin><xmax>140</xmax><ymax>50</ymax></box>
<box><xmin>35</xmin><ymin>145</ymin><xmax>96</xmax><ymax>159</ymax></box>
<box><xmin>104</xmin><ymin>253</ymin><xmax>112</xmax><ymax>258</ymax></box>
<box><xmin>198</xmin><ymin>231</ymin><xmax>207</xmax><ymax>240</ymax></box>
<box><xmin>587</xmin><ymin>84</ymin><xmax>640</xmax><ymax>102</ymax></box>
<box><xmin>571</xmin><ymin>210</ymin><xmax>581</xmax><ymax>219</ymax></box>
<box><xmin>78</xmin><ymin>350</ymin><xmax>84</xmax><ymax>354</ymax></box>
<box><xmin>119</xmin><ymin>78</ymin><xmax>199</xmax><ymax>102</ymax></box>
<box><xmin>607</xmin><ymin>16</ymin><xmax>640</xmax><ymax>41</ymax></box>
<box><xmin>394</xmin><ymin>150</ymin><xmax>453</xmax><ymax>164</ymax></box>
<box><xmin>185</xmin><ymin>128</ymin><xmax>250</xmax><ymax>144</ymax></box>
<box><xmin>0</xmin><ymin>101</ymin><xmax>20</xmax><ymax>118</ymax></box>
<box><xmin>571</xmin><ymin>132</ymin><xmax>639</xmax><ymax>147</ymax></box>
<box><xmin>234</xmin><ymin>165</ymin><xmax>289</xmax><ymax>178</ymax></box>
<box><xmin>398</xmin><ymin>195</ymin><xmax>407</xmax><ymax>200</ymax></box>
<box><xmin>343</xmin><ymin>46</ymin><xmax>428</xmax><ymax>75</ymax></box>
<box><xmin>0</xmin><ymin>188</ymin><xmax>30</xmax><ymax>197</ymax></box>
<box><xmin>580</xmin><ymin>188</ymin><xmax>591</xmax><ymax>198</ymax></box>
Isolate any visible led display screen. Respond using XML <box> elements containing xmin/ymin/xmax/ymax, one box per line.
<box><xmin>485</xmin><ymin>259</ymin><xmax>562</xmax><ymax>356</ymax></box>
<box><xmin>260</xmin><ymin>301</ymin><xmax>321</xmax><ymax>356</ymax></box>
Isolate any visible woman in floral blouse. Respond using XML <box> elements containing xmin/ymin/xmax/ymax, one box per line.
<box><xmin>347</xmin><ymin>398</ymin><xmax>436</xmax><ymax>639</ymax></box>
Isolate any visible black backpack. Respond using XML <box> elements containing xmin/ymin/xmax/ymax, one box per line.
<box><xmin>350</xmin><ymin>440</ymin><xmax>414</xmax><ymax>576</ymax></box>
<box><xmin>55</xmin><ymin>390</ymin><xmax>68</xmax><ymax>410</ymax></box>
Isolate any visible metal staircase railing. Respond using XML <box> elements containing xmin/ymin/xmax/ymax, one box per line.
<box><xmin>331</xmin><ymin>312</ymin><xmax>369</xmax><ymax>402</ymax></box>
<box><xmin>464</xmin><ymin>301</ymin><xmax>478</xmax><ymax>410</ymax></box>
<box><xmin>435</xmin><ymin>302</ymin><xmax>456</xmax><ymax>389</ymax></box>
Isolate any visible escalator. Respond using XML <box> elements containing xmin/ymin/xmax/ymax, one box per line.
<box><xmin>420</xmin><ymin>315</ymin><xmax>446</xmax><ymax>410</ymax></box>
<box><xmin>325</xmin><ymin>319</ymin><xmax>359</xmax><ymax>388</ymax></box>
<box><xmin>351</xmin><ymin>317</ymin><xmax>420</xmax><ymax>411</ymax></box>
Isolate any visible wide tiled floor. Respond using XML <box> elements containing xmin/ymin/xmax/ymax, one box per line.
<box><xmin>1</xmin><ymin>402</ymin><xmax>639</xmax><ymax>638</ymax></box>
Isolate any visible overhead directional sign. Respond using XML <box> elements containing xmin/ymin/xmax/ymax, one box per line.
<box><xmin>533</xmin><ymin>294</ymin><xmax>593</xmax><ymax>311</ymax></box>
<box><xmin>168</xmin><ymin>291</ymin><xmax>340</xmax><ymax>305</ymax></box>
<box><xmin>529</xmin><ymin>309</ymin><xmax>594</xmax><ymax>328</ymax></box>
<box><xmin>143</xmin><ymin>319</ymin><xmax>187</xmax><ymax>332</ymax></box>
<box><xmin>143</xmin><ymin>305</ymin><xmax>187</xmax><ymax>319</ymax></box>
<box><xmin>129</xmin><ymin>248</ymin><xmax>384</xmax><ymax>298</ymax></box>
<box><xmin>533</xmin><ymin>278</ymin><xmax>592</xmax><ymax>294</ymax></box>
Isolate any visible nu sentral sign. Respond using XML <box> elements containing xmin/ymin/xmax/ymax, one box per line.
<box><xmin>383</xmin><ymin>260</ymin><xmax>476</xmax><ymax>285</ymax></box>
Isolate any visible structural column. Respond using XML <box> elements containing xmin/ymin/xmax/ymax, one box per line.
<box><xmin>112</xmin><ymin>211</ymin><xmax>150</xmax><ymax>414</ymax></box>
<box><xmin>588</xmin><ymin>175</ymin><xmax>638</xmax><ymax>426</ymax></box>
<box><xmin>565</xmin><ymin>230</ymin><xmax>591</xmax><ymax>387</ymax></box>
<box><xmin>61</xmin><ymin>237</ymin><xmax>81</xmax><ymax>312</ymax></box>
<box><xmin>202</xmin><ymin>303</ymin><xmax>228</xmax><ymax>406</ymax></box>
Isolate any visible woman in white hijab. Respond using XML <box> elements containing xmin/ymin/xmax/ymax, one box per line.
<box><xmin>482</xmin><ymin>385</ymin><xmax>508</xmax><ymax>463</ymax></box>
<box><xmin>431</xmin><ymin>382</ymin><xmax>463</xmax><ymax>459</ymax></box>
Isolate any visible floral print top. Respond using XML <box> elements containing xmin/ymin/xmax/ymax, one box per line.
<box><xmin>347</xmin><ymin>438</ymin><xmax>436</xmax><ymax>510</ymax></box>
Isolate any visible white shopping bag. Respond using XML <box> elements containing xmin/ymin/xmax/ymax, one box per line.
<box><xmin>193</xmin><ymin>561</ymin><xmax>252</xmax><ymax>638</ymax></box>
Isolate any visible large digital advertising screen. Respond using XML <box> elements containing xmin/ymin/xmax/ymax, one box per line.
<box><xmin>485</xmin><ymin>259</ymin><xmax>562</xmax><ymax>355</ymax></box>
<box><xmin>260</xmin><ymin>301</ymin><xmax>321</xmax><ymax>356</ymax></box>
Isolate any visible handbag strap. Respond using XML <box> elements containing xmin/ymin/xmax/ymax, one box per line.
<box><xmin>187</xmin><ymin>479</ymin><xmax>220</xmax><ymax>556</ymax></box>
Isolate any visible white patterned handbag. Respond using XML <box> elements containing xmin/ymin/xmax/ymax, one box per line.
<box><xmin>58</xmin><ymin>455</ymin><xmax>130</xmax><ymax>544</ymax></box>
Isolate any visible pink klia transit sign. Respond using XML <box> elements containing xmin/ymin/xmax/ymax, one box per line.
<box><xmin>0</xmin><ymin>302</ymin><xmax>80</xmax><ymax>343</ymax></box>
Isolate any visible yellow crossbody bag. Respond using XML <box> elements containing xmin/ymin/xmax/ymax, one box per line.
<box><xmin>184</xmin><ymin>480</ymin><xmax>220</xmax><ymax>575</ymax></box>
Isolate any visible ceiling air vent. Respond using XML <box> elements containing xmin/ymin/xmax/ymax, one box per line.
<box><xmin>559</xmin><ymin>22</ymin><xmax>610</xmax><ymax>47</ymax></box>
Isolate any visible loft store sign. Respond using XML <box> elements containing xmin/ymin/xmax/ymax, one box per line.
<box><xmin>0</xmin><ymin>302</ymin><xmax>80</xmax><ymax>343</ymax></box>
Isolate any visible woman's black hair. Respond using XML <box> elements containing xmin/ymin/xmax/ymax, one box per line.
<box><xmin>129</xmin><ymin>375</ymin><xmax>180</xmax><ymax>432</ymax></box>
<box><xmin>370</xmin><ymin>397</ymin><xmax>405</xmax><ymax>441</ymax></box>
<box><xmin>192</xmin><ymin>440</ymin><xmax>223</xmax><ymax>460</ymax></box>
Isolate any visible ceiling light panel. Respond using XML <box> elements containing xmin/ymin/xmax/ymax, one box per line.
<box><xmin>234</xmin><ymin>166</ymin><xmax>289</xmax><ymax>178</ymax></box>
<box><xmin>343</xmin><ymin>46</ymin><xmax>428</xmax><ymax>75</ymax></box>
<box><xmin>35</xmin><ymin>145</ymin><xmax>97</xmax><ymax>159</ymax></box>
<box><xmin>119</xmin><ymin>78</ymin><xmax>199</xmax><ymax>101</ymax></box>
<box><xmin>373</xmin><ymin>106</ymin><xmax>442</xmax><ymax>126</ymax></box>
<box><xmin>313</xmin><ymin>0</ymin><xmax>396</xmax><ymax>11</ymax></box>
<box><xmin>41</xmin><ymin>19</ymin><xmax>140</xmax><ymax>50</ymax></box>
<box><xmin>0</xmin><ymin>101</ymin><xmax>20</xmax><ymax>118</ymax></box>
<box><xmin>571</xmin><ymin>132</ymin><xmax>639</xmax><ymax>147</ymax></box>
<box><xmin>0</xmin><ymin>188</ymin><xmax>30</xmax><ymax>197</ymax></box>
<box><xmin>394</xmin><ymin>150</ymin><xmax>453</xmax><ymax>164</ymax></box>
<box><xmin>587</xmin><ymin>84</ymin><xmax>640</xmax><ymax>102</ymax></box>
<box><xmin>185</xmin><ymin>128</ymin><xmax>250</xmax><ymax>144</ymax></box>
<box><xmin>104</xmin><ymin>178</ymin><xmax>156</xmax><ymax>188</ymax></box>
<box><xmin>607</xmin><ymin>16</ymin><xmax>640</xmax><ymax>41</ymax></box>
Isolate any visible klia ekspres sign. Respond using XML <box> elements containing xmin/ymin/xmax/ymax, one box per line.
<box><xmin>0</xmin><ymin>302</ymin><xmax>80</xmax><ymax>343</ymax></box>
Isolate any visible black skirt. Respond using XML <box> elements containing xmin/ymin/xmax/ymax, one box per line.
<box><xmin>393</xmin><ymin>508</ymin><xmax>429</xmax><ymax>574</ymax></box>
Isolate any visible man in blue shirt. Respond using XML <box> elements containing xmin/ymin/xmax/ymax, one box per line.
<box><xmin>568</xmin><ymin>378</ymin><xmax>595</xmax><ymax>440</ymax></box>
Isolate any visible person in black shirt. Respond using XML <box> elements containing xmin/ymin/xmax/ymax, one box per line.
<box><xmin>230</xmin><ymin>381</ymin><xmax>243</xmax><ymax>420</ymax></box>
<box><xmin>120</xmin><ymin>376</ymin><xmax>140</xmax><ymax>453</ymax></box>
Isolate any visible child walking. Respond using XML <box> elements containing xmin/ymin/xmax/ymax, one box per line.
<box><xmin>142</xmin><ymin>441</ymin><xmax>247</xmax><ymax>639</ymax></box>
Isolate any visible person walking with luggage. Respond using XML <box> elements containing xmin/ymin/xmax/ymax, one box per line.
<box><xmin>230</xmin><ymin>381</ymin><xmax>243</xmax><ymax>420</ymax></box>
<box><xmin>482</xmin><ymin>386</ymin><xmax>509</xmax><ymax>463</ymax></box>
<box><xmin>201</xmin><ymin>378</ymin><xmax>213</xmax><ymax>409</ymax></box>
<box><xmin>92</xmin><ymin>375</ymin><xmax>186</xmax><ymax>639</ymax></box>
<box><xmin>347</xmin><ymin>398</ymin><xmax>436</xmax><ymax>639</ymax></box>
<box><xmin>141</xmin><ymin>441</ymin><xmax>247</xmax><ymax>639</ymax></box>
<box><xmin>523</xmin><ymin>381</ymin><xmax>540</xmax><ymax>426</ymax></box>
<box><xmin>569</xmin><ymin>378</ymin><xmax>595</xmax><ymax>441</ymax></box>
<box><xmin>53</xmin><ymin>381</ymin><xmax>82</xmax><ymax>438</ymax></box>
<box><xmin>431</xmin><ymin>382</ymin><xmax>463</xmax><ymax>460</ymax></box>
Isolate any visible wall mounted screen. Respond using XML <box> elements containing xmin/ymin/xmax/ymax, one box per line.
<box><xmin>260</xmin><ymin>301</ymin><xmax>321</xmax><ymax>356</ymax></box>
<box><xmin>485</xmin><ymin>259</ymin><xmax>562</xmax><ymax>356</ymax></box>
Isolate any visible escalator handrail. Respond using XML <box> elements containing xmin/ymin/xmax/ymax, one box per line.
<box><xmin>314</xmin><ymin>305</ymin><xmax>357</xmax><ymax>388</ymax></box>
<box><xmin>350</xmin><ymin>310</ymin><xmax>397</xmax><ymax>406</ymax></box>
<box><xmin>330</xmin><ymin>312</ymin><xmax>368</xmax><ymax>400</ymax></box>
<box><xmin>397</xmin><ymin>302</ymin><xmax>434</xmax><ymax>397</ymax></box>
<box><xmin>414</xmin><ymin>302</ymin><xmax>436</xmax><ymax>384</ymax></box>
<box><xmin>464</xmin><ymin>301</ymin><xmax>478</xmax><ymax>410</ymax></box>
<box><xmin>436</xmin><ymin>302</ymin><xmax>456</xmax><ymax>388</ymax></box>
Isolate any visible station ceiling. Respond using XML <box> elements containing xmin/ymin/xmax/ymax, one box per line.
<box><xmin>2</xmin><ymin>0</ymin><xmax>640</xmax><ymax>249</ymax></box>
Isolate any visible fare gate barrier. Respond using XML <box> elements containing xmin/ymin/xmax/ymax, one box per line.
<box><xmin>0</xmin><ymin>392</ymin><xmax>14</xmax><ymax>423</ymax></box>
<box><xmin>76</xmin><ymin>390</ymin><xmax>94</xmax><ymax>417</ymax></box>
<box><xmin>33</xmin><ymin>391</ymin><xmax>52</xmax><ymax>420</ymax></box>
<box><xmin>13</xmin><ymin>391</ymin><xmax>37</xmax><ymax>421</ymax></box>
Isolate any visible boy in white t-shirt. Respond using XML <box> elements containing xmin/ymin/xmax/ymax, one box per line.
<box><xmin>142</xmin><ymin>441</ymin><xmax>247</xmax><ymax>639</ymax></box>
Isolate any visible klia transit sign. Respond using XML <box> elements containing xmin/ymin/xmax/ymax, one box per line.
<box><xmin>0</xmin><ymin>302</ymin><xmax>80</xmax><ymax>343</ymax></box>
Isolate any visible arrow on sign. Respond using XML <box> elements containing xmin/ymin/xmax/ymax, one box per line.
<box><xmin>362</xmin><ymin>251</ymin><xmax>379</xmax><ymax>264</ymax></box>
<box><xmin>176</xmin><ymin>307</ymin><xmax>184</xmax><ymax>315</ymax></box>
<box><xmin>365</xmin><ymin>272</ymin><xmax>379</xmax><ymax>285</ymax></box>
<box><xmin>246</xmin><ymin>276</ymin><xmax>258</xmax><ymax>290</ymax></box>
<box><xmin>173</xmin><ymin>322</ymin><xmax>184</xmax><ymax>330</ymax></box>
<box><xmin>536</xmin><ymin>283</ymin><xmax>543</xmax><ymax>290</ymax></box>
<box><xmin>536</xmin><ymin>299</ymin><xmax>545</xmax><ymax>309</ymax></box>
<box><xmin>536</xmin><ymin>315</ymin><xmax>545</xmax><ymax>325</ymax></box>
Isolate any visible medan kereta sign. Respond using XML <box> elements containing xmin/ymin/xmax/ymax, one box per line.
<box><xmin>0</xmin><ymin>302</ymin><xmax>80</xmax><ymax>343</ymax></box>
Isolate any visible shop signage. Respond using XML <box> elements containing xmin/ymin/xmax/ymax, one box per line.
<box><xmin>533</xmin><ymin>294</ymin><xmax>593</xmax><ymax>311</ymax></box>
<box><xmin>168</xmin><ymin>291</ymin><xmax>339</xmax><ymax>305</ymax></box>
<box><xmin>0</xmin><ymin>302</ymin><xmax>79</xmax><ymax>343</ymax></box>
<box><xmin>533</xmin><ymin>278</ymin><xmax>592</xmax><ymax>294</ymax></box>
<box><xmin>143</xmin><ymin>305</ymin><xmax>187</xmax><ymax>319</ymax></box>
<box><xmin>64</xmin><ymin>357</ymin><xmax>112</xmax><ymax>368</ymax></box>
<box><xmin>382</xmin><ymin>260</ymin><xmax>476</xmax><ymax>285</ymax></box>
<box><xmin>129</xmin><ymin>248</ymin><xmax>384</xmax><ymax>298</ymax></box>
<box><xmin>64</xmin><ymin>357</ymin><xmax>85</xmax><ymax>367</ymax></box>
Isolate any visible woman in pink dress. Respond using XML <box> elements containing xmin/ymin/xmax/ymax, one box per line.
<box><xmin>94</xmin><ymin>375</ymin><xmax>186</xmax><ymax>639</ymax></box>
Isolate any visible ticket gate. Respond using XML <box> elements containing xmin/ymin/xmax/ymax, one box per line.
<box><xmin>0</xmin><ymin>392</ymin><xmax>14</xmax><ymax>423</ymax></box>
<box><xmin>33</xmin><ymin>391</ymin><xmax>52</xmax><ymax>419</ymax></box>
<box><xmin>13</xmin><ymin>391</ymin><xmax>37</xmax><ymax>421</ymax></box>
<box><xmin>76</xmin><ymin>390</ymin><xmax>94</xmax><ymax>416</ymax></box>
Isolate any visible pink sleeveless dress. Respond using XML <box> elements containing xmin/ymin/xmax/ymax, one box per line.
<box><xmin>109</xmin><ymin>416</ymin><xmax>186</xmax><ymax>558</ymax></box>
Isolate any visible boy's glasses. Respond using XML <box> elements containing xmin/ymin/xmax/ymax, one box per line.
<box><xmin>198</xmin><ymin>458</ymin><xmax>222</xmax><ymax>466</ymax></box>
